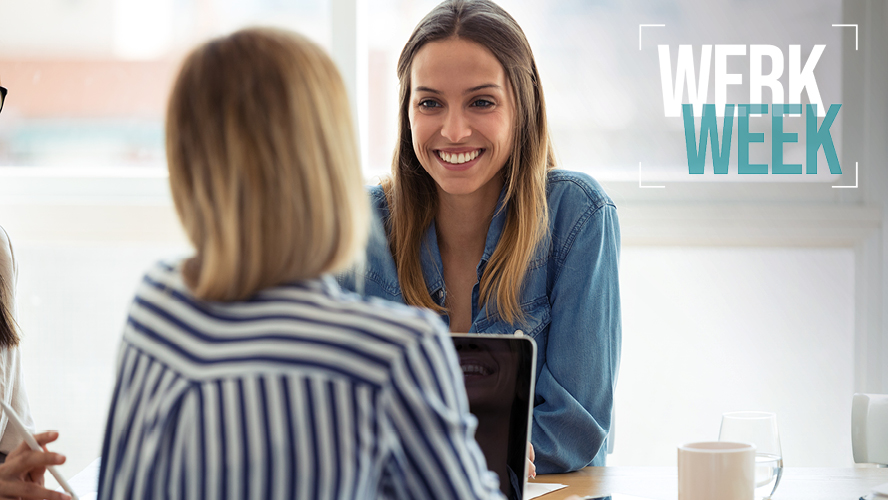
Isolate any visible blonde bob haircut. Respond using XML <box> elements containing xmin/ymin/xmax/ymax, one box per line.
<box><xmin>386</xmin><ymin>0</ymin><xmax>554</xmax><ymax>324</ymax></box>
<box><xmin>167</xmin><ymin>28</ymin><xmax>368</xmax><ymax>301</ymax></box>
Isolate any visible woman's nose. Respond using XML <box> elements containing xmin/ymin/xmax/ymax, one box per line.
<box><xmin>440</xmin><ymin>109</ymin><xmax>471</xmax><ymax>142</ymax></box>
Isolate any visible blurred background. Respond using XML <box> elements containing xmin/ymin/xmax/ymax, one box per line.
<box><xmin>0</xmin><ymin>0</ymin><xmax>885</xmax><ymax>486</ymax></box>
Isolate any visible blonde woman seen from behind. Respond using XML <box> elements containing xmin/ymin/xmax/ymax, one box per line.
<box><xmin>97</xmin><ymin>28</ymin><xmax>508</xmax><ymax>499</ymax></box>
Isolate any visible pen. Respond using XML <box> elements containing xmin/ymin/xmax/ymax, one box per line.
<box><xmin>0</xmin><ymin>399</ymin><xmax>79</xmax><ymax>500</ymax></box>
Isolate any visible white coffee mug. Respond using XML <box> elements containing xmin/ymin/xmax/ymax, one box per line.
<box><xmin>678</xmin><ymin>441</ymin><xmax>756</xmax><ymax>500</ymax></box>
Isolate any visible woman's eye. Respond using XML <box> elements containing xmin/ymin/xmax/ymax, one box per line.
<box><xmin>418</xmin><ymin>100</ymin><xmax>441</xmax><ymax>109</ymax></box>
<box><xmin>472</xmin><ymin>99</ymin><xmax>494</xmax><ymax>108</ymax></box>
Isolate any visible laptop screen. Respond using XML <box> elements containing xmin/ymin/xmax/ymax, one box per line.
<box><xmin>451</xmin><ymin>334</ymin><xmax>537</xmax><ymax>500</ymax></box>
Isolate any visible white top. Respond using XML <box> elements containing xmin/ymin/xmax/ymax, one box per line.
<box><xmin>0</xmin><ymin>227</ymin><xmax>36</xmax><ymax>454</ymax></box>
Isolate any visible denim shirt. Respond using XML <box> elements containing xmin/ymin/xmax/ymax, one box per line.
<box><xmin>338</xmin><ymin>170</ymin><xmax>621</xmax><ymax>473</ymax></box>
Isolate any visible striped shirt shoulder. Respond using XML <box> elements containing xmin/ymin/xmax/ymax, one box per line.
<box><xmin>124</xmin><ymin>259</ymin><xmax>450</xmax><ymax>385</ymax></box>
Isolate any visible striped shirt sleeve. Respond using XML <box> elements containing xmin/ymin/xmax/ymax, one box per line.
<box><xmin>98</xmin><ymin>344</ymin><xmax>192</xmax><ymax>500</ymax></box>
<box><xmin>382</xmin><ymin>315</ymin><xmax>503</xmax><ymax>499</ymax></box>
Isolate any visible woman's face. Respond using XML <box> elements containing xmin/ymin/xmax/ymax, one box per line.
<box><xmin>408</xmin><ymin>38</ymin><xmax>515</xmax><ymax>201</ymax></box>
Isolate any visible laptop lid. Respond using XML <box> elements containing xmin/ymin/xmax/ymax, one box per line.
<box><xmin>451</xmin><ymin>333</ymin><xmax>537</xmax><ymax>500</ymax></box>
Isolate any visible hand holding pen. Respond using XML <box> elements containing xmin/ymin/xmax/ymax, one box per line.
<box><xmin>0</xmin><ymin>400</ymin><xmax>77</xmax><ymax>500</ymax></box>
<box><xmin>0</xmin><ymin>431</ymin><xmax>70</xmax><ymax>500</ymax></box>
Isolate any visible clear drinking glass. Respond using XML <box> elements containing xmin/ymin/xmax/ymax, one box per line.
<box><xmin>718</xmin><ymin>411</ymin><xmax>783</xmax><ymax>500</ymax></box>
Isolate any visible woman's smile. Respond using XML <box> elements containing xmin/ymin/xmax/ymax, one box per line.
<box><xmin>408</xmin><ymin>37</ymin><xmax>515</xmax><ymax>200</ymax></box>
<box><xmin>436</xmin><ymin>148</ymin><xmax>485</xmax><ymax>170</ymax></box>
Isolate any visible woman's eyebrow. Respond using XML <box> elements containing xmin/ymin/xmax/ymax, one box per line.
<box><xmin>414</xmin><ymin>86</ymin><xmax>441</xmax><ymax>94</ymax></box>
<box><xmin>464</xmin><ymin>83</ymin><xmax>500</xmax><ymax>94</ymax></box>
<box><xmin>414</xmin><ymin>83</ymin><xmax>502</xmax><ymax>95</ymax></box>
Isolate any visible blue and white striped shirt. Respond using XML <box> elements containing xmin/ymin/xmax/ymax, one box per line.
<box><xmin>98</xmin><ymin>260</ymin><xmax>503</xmax><ymax>499</ymax></box>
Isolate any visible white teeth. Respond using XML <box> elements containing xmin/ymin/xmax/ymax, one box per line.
<box><xmin>438</xmin><ymin>149</ymin><xmax>481</xmax><ymax>164</ymax></box>
<box><xmin>461</xmin><ymin>364</ymin><xmax>488</xmax><ymax>375</ymax></box>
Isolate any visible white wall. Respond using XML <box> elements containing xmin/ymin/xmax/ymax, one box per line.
<box><xmin>611</xmin><ymin>246</ymin><xmax>855</xmax><ymax>467</ymax></box>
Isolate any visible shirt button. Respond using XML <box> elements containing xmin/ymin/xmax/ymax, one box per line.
<box><xmin>514</xmin><ymin>330</ymin><xmax>524</xmax><ymax>336</ymax></box>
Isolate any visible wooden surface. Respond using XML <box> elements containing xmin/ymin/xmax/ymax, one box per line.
<box><xmin>530</xmin><ymin>467</ymin><xmax>888</xmax><ymax>500</ymax></box>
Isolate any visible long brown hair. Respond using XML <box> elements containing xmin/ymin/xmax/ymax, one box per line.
<box><xmin>386</xmin><ymin>0</ymin><xmax>554</xmax><ymax>324</ymax></box>
<box><xmin>0</xmin><ymin>226</ymin><xmax>20</xmax><ymax>347</ymax></box>
<box><xmin>167</xmin><ymin>28</ymin><xmax>368</xmax><ymax>301</ymax></box>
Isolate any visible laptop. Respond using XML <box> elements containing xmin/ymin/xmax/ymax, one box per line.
<box><xmin>451</xmin><ymin>333</ymin><xmax>537</xmax><ymax>500</ymax></box>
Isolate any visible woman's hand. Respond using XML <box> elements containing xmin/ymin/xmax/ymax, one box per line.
<box><xmin>527</xmin><ymin>442</ymin><xmax>536</xmax><ymax>479</ymax></box>
<box><xmin>0</xmin><ymin>431</ymin><xmax>71</xmax><ymax>500</ymax></box>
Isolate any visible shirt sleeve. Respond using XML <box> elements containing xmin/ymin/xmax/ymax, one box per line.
<box><xmin>532</xmin><ymin>202</ymin><xmax>622</xmax><ymax>473</ymax></box>
<box><xmin>383</xmin><ymin>315</ymin><xmax>504</xmax><ymax>499</ymax></box>
<box><xmin>0</xmin><ymin>346</ymin><xmax>35</xmax><ymax>454</ymax></box>
<box><xmin>98</xmin><ymin>343</ymin><xmax>193</xmax><ymax>500</ymax></box>
<box><xmin>0</xmin><ymin>228</ymin><xmax>36</xmax><ymax>454</ymax></box>
<box><xmin>336</xmin><ymin>191</ymin><xmax>402</xmax><ymax>303</ymax></box>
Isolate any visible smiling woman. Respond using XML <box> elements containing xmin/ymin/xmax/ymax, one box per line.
<box><xmin>339</xmin><ymin>0</ymin><xmax>622</xmax><ymax>475</ymax></box>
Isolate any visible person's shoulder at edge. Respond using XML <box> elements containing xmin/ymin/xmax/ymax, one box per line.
<box><xmin>541</xmin><ymin>170</ymin><xmax>620</xmax><ymax>269</ymax></box>
<box><xmin>367</xmin><ymin>184</ymin><xmax>390</xmax><ymax>216</ymax></box>
<box><xmin>336</xmin><ymin>184</ymin><xmax>402</xmax><ymax>300</ymax></box>
<box><xmin>130</xmin><ymin>258</ymin><xmax>189</xmax><ymax>300</ymax></box>
<box><xmin>545</xmin><ymin>169</ymin><xmax>616</xmax><ymax>213</ymax></box>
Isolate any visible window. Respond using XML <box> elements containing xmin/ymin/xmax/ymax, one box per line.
<box><xmin>0</xmin><ymin>0</ymin><xmax>329</xmax><ymax>170</ymax></box>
